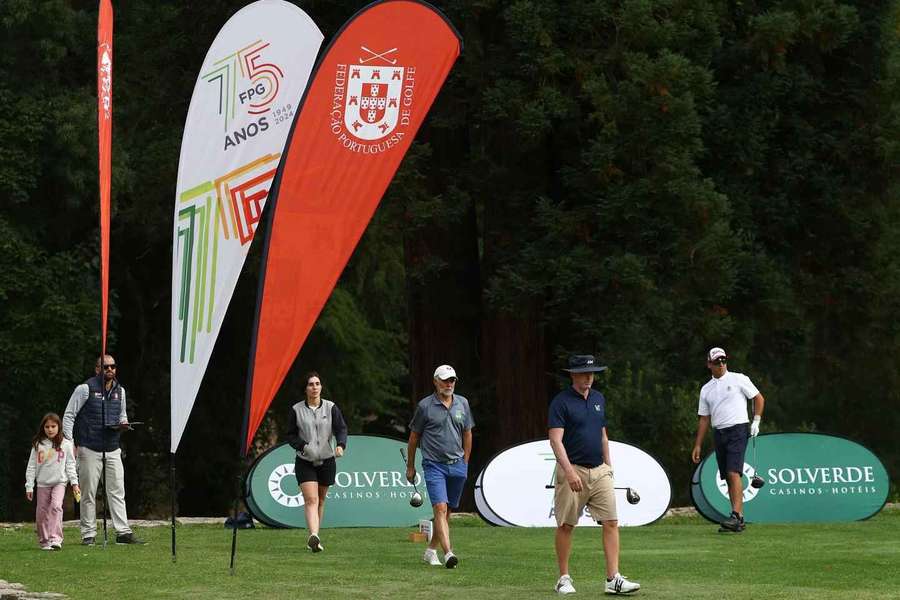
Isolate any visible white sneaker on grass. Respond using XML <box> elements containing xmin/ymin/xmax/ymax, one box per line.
<box><xmin>555</xmin><ymin>574</ymin><xmax>576</xmax><ymax>594</ymax></box>
<box><xmin>605</xmin><ymin>573</ymin><xmax>640</xmax><ymax>594</ymax></box>
<box><xmin>423</xmin><ymin>548</ymin><xmax>441</xmax><ymax>566</ymax></box>
<box><xmin>443</xmin><ymin>550</ymin><xmax>459</xmax><ymax>569</ymax></box>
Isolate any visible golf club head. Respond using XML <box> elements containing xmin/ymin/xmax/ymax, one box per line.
<box><xmin>410</xmin><ymin>492</ymin><xmax>424</xmax><ymax>508</ymax></box>
<box><xmin>750</xmin><ymin>474</ymin><xmax>765</xmax><ymax>489</ymax></box>
<box><xmin>626</xmin><ymin>488</ymin><xmax>640</xmax><ymax>505</ymax></box>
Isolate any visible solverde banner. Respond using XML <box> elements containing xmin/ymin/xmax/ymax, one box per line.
<box><xmin>245</xmin><ymin>435</ymin><xmax>433</xmax><ymax>528</ymax></box>
<box><xmin>696</xmin><ymin>433</ymin><xmax>889</xmax><ymax>523</ymax></box>
<box><xmin>689</xmin><ymin>463</ymin><xmax>729</xmax><ymax>524</ymax></box>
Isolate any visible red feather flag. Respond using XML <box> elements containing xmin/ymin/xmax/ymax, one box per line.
<box><xmin>97</xmin><ymin>0</ymin><xmax>113</xmax><ymax>355</ymax></box>
<box><xmin>241</xmin><ymin>0</ymin><xmax>461</xmax><ymax>454</ymax></box>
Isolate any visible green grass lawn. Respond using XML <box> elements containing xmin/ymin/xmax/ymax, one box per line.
<box><xmin>2</xmin><ymin>509</ymin><xmax>899</xmax><ymax>599</ymax></box>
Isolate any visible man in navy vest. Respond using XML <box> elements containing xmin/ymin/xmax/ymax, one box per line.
<box><xmin>63</xmin><ymin>354</ymin><xmax>144</xmax><ymax>545</ymax></box>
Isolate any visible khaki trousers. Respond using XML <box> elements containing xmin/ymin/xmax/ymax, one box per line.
<box><xmin>76</xmin><ymin>447</ymin><xmax>132</xmax><ymax>538</ymax></box>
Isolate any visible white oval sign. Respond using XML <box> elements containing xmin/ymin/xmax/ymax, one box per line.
<box><xmin>478</xmin><ymin>439</ymin><xmax>671</xmax><ymax>527</ymax></box>
<box><xmin>473</xmin><ymin>470</ymin><xmax>506</xmax><ymax>526</ymax></box>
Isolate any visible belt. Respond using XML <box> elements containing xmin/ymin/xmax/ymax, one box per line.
<box><xmin>426</xmin><ymin>458</ymin><xmax>461</xmax><ymax>465</ymax></box>
<box><xmin>574</xmin><ymin>463</ymin><xmax>600</xmax><ymax>469</ymax></box>
<box><xmin>442</xmin><ymin>458</ymin><xmax>461</xmax><ymax>465</ymax></box>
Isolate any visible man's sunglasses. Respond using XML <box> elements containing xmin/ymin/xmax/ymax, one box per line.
<box><xmin>711</xmin><ymin>358</ymin><xmax>727</xmax><ymax>365</ymax></box>
<box><xmin>440</xmin><ymin>377</ymin><xmax>457</xmax><ymax>384</ymax></box>
<box><xmin>102</xmin><ymin>364</ymin><xmax>117</xmax><ymax>370</ymax></box>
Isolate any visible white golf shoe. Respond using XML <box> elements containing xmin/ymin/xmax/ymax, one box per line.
<box><xmin>422</xmin><ymin>548</ymin><xmax>441</xmax><ymax>566</ymax></box>
<box><xmin>605</xmin><ymin>573</ymin><xmax>640</xmax><ymax>594</ymax></box>
<box><xmin>555</xmin><ymin>574</ymin><xmax>576</xmax><ymax>594</ymax></box>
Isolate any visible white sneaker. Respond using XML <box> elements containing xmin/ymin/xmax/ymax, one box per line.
<box><xmin>605</xmin><ymin>573</ymin><xmax>640</xmax><ymax>594</ymax></box>
<box><xmin>555</xmin><ymin>574</ymin><xmax>576</xmax><ymax>594</ymax></box>
<box><xmin>443</xmin><ymin>550</ymin><xmax>459</xmax><ymax>569</ymax></box>
<box><xmin>422</xmin><ymin>548</ymin><xmax>441</xmax><ymax>566</ymax></box>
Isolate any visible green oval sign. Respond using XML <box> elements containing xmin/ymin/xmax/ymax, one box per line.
<box><xmin>690</xmin><ymin>463</ymin><xmax>729</xmax><ymax>524</ymax></box>
<box><xmin>697</xmin><ymin>433</ymin><xmax>889</xmax><ymax>523</ymax></box>
<box><xmin>245</xmin><ymin>435</ymin><xmax>434</xmax><ymax>528</ymax></box>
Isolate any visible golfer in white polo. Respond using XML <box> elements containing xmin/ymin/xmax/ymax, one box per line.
<box><xmin>691</xmin><ymin>347</ymin><xmax>766</xmax><ymax>532</ymax></box>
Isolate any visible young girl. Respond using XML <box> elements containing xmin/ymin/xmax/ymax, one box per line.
<box><xmin>25</xmin><ymin>413</ymin><xmax>79</xmax><ymax>550</ymax></box>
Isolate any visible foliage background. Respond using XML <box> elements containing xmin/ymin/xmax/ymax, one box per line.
<box><xmin>1</xmin><ymin>0</ymin><xmax>898</xmax><ymax>519</ymax></box>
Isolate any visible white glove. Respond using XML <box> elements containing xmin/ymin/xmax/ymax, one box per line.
<box><xmin>750</xmin><ymin>416</ymin><xmax>761</xmax><ymax>437</ymax></box>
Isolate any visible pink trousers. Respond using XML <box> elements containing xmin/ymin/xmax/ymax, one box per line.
<box><xmin>35</xmin><ymin>484</ymin><xmax>65</xmax><ymax>547</ymax></box>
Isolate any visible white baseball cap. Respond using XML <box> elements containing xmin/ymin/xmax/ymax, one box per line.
<box><xmin>433</xmin><ymin>365</ymin><xmax>457</xmax><ymax>380</ymax></box>
<box><xmin>707</xmin><ymin>347</ymin><xmax>727</xmax><ymax>361</ymax></box>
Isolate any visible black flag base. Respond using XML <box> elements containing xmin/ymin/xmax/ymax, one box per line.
<box><xmin>170</xmin><ymin>453</ymin><xmax>177</xmax><ymax>563</ymax></box>
<box><xmin>225</xmin><ymin>511</ymin><xmax>255</xmax><ymax>529</ymax></box>
<box><xmin>228</xmin><ymin>467</ymin><xmax>248</xmax><ymax>575</ymax></box>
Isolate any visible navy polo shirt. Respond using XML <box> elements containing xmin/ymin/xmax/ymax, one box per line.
<box><xmin>548</xmin><ymin>386</ymin><xmax>607</xmax><ymax>467</ymax></box>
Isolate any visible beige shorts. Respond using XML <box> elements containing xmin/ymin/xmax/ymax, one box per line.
<box><xmin>554</xmin><ymin>463</ymin><xmax>617</xmax><ymax>526</ymax></box>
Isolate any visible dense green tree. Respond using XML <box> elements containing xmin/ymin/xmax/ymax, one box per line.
<box><xmin>2</xmin><ymin>0</ymin><xmax>899</xmax><ymax>519</ymax></box>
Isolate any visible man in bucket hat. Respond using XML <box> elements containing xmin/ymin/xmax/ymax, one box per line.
<box><xmin>548</xmin><ymin>355</ymin><xmax>640</xmax><ymax>595</ymax></box>
<box><xmin>691</xmin><ymin>347</ymin><xmax>766</xmax><ymax>533</ymax></box>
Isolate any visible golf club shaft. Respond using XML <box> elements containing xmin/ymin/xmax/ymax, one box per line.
<box><xmin>547</xmin><ymin>484</ymin><xmax>636</xmax><ymax>492</ymax></box>
<box><xmin>399</xmin><ymin>448</ymin><xmax>421</xmax><ymax>494</ymax></box>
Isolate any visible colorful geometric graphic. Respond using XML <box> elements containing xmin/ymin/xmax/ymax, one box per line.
<box><xmin>174</xmin><ymin>153</ymin><xmax>280</xmax><ymax>363</ymax></box>
<box><xmin>204</xmin><ymin>40</ymin><xmax>284</xmax><ymax>131</ymax></box>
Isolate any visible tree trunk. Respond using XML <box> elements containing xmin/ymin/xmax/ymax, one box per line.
<box><xmin>480</xmin><ymin>310</ymin><xmax>552</xmax><ymax>459</ymax></box>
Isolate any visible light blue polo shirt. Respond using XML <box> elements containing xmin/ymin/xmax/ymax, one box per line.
<box><xmin>409</xmin><ymin>393</ymin><xmax>475</xmax><ymax>462</ymax></box>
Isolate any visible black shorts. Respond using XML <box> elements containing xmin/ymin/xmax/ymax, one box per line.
<box><xmin>294</xmin><ymin>456</ymin><xmax>337</xmax><ymax>486</ymax></box>
<box><xmin>713</xmin><ymin>423</ymin><xmax>749</xmax><ymax>479</ymax></box>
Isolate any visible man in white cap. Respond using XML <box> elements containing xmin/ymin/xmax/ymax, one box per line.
<box><xmin>691</xmin><ymin>347</ymin><xmax>766</xmax><ymax>532</ymax></box>
<box><xmin>406</xmin><ymin>364</ymin><xmax>474</xmax><ymax>569</ymax></box>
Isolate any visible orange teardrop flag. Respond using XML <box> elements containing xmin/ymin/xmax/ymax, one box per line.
<box><xmin>241</xmin><ymin>0</ymin><xmax>461</xmax><ymax>454</ymax></box>
<box><xmin>97</xmin><ymin>0</ymin><xmax>113</xmax><ymax>356</ymax></box>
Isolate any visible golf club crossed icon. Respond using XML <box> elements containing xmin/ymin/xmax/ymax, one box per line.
<box><xmin>359</xmin><ymin>46</ymin><xmax>398</xmax><ymax>65</ymax></box>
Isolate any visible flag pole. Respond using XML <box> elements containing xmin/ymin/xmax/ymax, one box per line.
<box><xmin>170</xmin><ymin>452</ymin><xmax>177</xmax><ymax>562</ymax></box>
<box><xmin>229</xmin><ymin>98</ymin><xmax>286</xmax><ymax>573</ymax></box>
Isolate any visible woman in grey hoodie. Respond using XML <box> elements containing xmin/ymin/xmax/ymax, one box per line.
<box><xmin>285</xmin><ymin>372</ymin><xmax>348</xmax><ymax>552</ymax></box>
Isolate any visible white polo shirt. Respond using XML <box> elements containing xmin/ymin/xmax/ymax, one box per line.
<box><xmin>698</xmin><ymin>371</ymin><xmax>760</xmax><ymax>429</ymax></box>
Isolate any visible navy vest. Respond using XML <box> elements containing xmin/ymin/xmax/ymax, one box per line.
<box><xmin>73</xmin><ymin>375</ymin><xmax>123</xmax><ymax>452</ymax></box>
